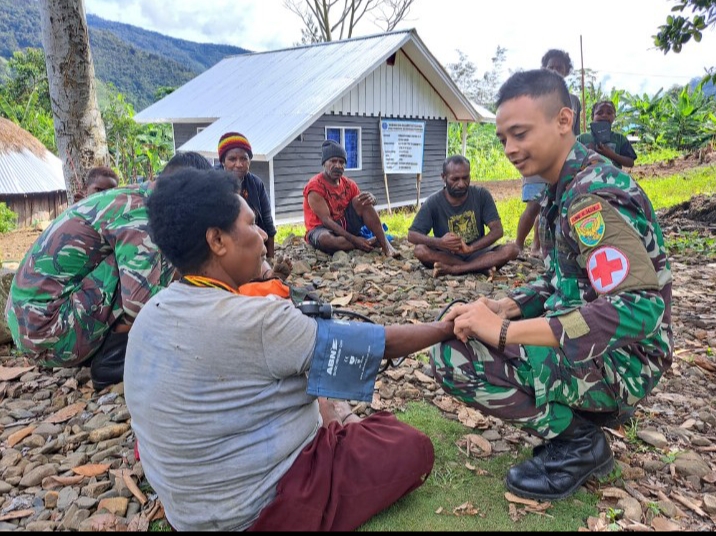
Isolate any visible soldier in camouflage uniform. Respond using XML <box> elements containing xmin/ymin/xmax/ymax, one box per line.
<box><xmin>431</xmin><ymin>69</ymin><xmax>673</xmax><ymax>501</ymax></box>
<box><xmin>5</xmin><ymin>152</ymin><xmax>214</xmax><ymax>390</ymax></box>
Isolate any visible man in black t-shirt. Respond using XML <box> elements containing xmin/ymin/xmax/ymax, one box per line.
<box><xmin>407</xmin><ymin>155</ymin><xmax>518</xmax><ymax>277</ymax></box>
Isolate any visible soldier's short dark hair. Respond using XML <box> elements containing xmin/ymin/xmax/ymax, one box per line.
<box><xmin>161</xmin><ymin>151</ymin><xmax>212</xmax><ymax>177</ymax></box>
<box><xmin>496</xmin><ymin>69</ymin><xmax>572</xmax><ymax>117</ymax></box>
<box><xmin>147</xmin><ymin>169</ymin><xmax>241</xmax><ymax>274</ymax></box>
<box><xmin>442</xmin><ymin>155</ymin><xmax>470</xmax><ymax>175</ymax></box>
<box><xmin>541</xmin><ymin>49</ymin><xmax>573</xmax><ymax>75</ymax></box>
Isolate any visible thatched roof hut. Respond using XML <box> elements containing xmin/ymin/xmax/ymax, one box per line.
<box><xmin>0</xmin><ymin>118</ymin><xmax>67</xmax><ymax>227</ymax></box>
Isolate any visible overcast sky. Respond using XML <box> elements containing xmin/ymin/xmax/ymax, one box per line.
<box><xmin>85</xmin><ymin>0</ymin><xmax>715</xmax><ymax>96</ymax></box>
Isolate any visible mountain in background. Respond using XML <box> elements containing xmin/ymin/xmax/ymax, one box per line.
<box><xmin>0</xmin><ymin>0</ymin><xmax>250</xmax><ymax>110</ymax></box>
<box><xmin>689</xmin><ymin>76</ymin><xmax>716</xmax><ymax>97</ymax></box>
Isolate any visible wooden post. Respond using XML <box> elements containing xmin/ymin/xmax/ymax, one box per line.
<box><xmin>461</xmin><ymin>122</ymin><xmax>467</xmax><ymax>155</ymax></box>
<box><xmin>416</xmin><ymin>173</ymin><xmax>422</xmax><ymax>209</ymax></box>
<box><xmin>378</xmin><ymin>115</ymin><xmax>392</xmax><ymax>214</ymax></box>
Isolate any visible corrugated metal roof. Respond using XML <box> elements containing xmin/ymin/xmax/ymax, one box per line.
<box><xmin>0</xmin><ymin>149</ymin><xmax>65</xmax><ymax>195</ymax></box>
<box><xmin>470</xmin><ymin>101</ymin><xmax>497</xmax><ymax>124</ymax></box>
<box><xmin>134</xmin><ymin>29</ymin><xmax>479</xmax><ymax>161</ymax></box>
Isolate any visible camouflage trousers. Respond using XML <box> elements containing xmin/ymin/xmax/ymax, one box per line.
<box><xmin>430</xmin><ymin>337</ymin><xmax>647</xmax><ymax>440</ymax></box>
<box><xmin>7</xmin><ymin>254</ymin><xmax>125</xmax><ymax>368</ymax></box>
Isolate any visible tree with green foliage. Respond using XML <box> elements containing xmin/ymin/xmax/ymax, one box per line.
<box><xmin>654</xmin><ymin>0</ymin><xmax>716</xmax><ymax>53</ymax></box>
<box><xmin>0</xmin><ymin>47</ymin><xmax>55</xmax><ymax>151</ymax></box>
<box><xmin>446</xmin><ymin>46</ymin><xmax>507</xmax><ymax>108</ymax></box>
<box><xmin>101</xmin><ymin>85</ymin><xmax>173</xmax><ymax>184</ymax></box>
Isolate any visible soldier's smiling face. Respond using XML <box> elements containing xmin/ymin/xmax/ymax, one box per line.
<box><xmin>496</xmin><ymin>94</ymin><xmax>574</xmax><ymax>183</ymax></box>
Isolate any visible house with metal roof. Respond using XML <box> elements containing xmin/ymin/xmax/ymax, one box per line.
<box><xmin>134</xmin><ymin>28</ymin><xmax>488</xmax><ymax>224</ymax></box>
<box><xmin>0</xmin><ymin>118</ymin><xmax>67</xmax><ymax>227</ymax></box>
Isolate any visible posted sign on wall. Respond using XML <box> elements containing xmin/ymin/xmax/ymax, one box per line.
<box><xmin>380</xmin><ymin>120</ymin><xmax>425</xmax><ymax>174</ymax></box>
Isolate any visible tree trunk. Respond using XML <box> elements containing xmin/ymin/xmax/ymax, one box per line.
<box><xmin>39</xmin><ymin>0</ymin><xmax>108</xmax><ymax>204</ymax></box>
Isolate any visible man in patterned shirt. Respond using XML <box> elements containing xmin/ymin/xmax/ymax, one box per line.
<box><xmin>430</xmin><ymin>69</ymin><xmax>673</xmax><ymax>501</ymax></box>
<box><xmin>407</xmin><ymin>154</ymin><xmax>518</xmax><ymax>277</ymax></box>
<box><xmin>5</xmin><ymin>152</ymin><xmax>212</xmax><ymax>390</ymax></box>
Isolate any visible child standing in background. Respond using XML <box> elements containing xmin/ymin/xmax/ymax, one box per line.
<box><xmin>578</xmin><ymin>101</ymin><xmax>638</xmax><ymax>169</ymax></box>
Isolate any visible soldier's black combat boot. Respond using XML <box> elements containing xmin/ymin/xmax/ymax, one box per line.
<box><xmin>505</xmin><ymin>417</ymin><xmax>614</xmax><ymax>500</ymax></box>
<box><xmin>90</xmin><ymin>331</ymin><xmax>129</xmax><ymax>391</ymax></box>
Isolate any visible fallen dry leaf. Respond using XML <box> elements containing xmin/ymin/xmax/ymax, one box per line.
<box><xmin>651</xmin><ymin>516</ymin><xmax>682</xmax><ymax>531</ymax></box>
<box><xmin>0</xmin><ymin>509</ymin><xmax>34</xmax><ymax>521</ymax></box>
<box><xmin>353</xmin><ymin>263</ymin><xmax>374</xmax><ymax>274</ymax></box>
<box><xmin>457</xmin><ymin>406</ymin><xmax>489</xmax><ymax>429</ymax></box>
<box><xmin>405</xmin><ymin>300</ymin><xmax>430</xmax><ymax>308</ymax></box>
<box><xmin>330</xmin><ymin>292</ymin><xmax>353</xmax><ymax>307</ymax></box>
<box><xmin>452</xmin><ymin>501</ymin><xmax>480</xmax><ymax>516</ymax></box>
<box><xmin>432</xmin><ymin>395</ymin><xmax>460</xmax><ymax>413</ymax></box>
<box><xmin>413</xmin><ymin>370</ymin><xmax>433</xmax><ymax>384</ymax></box>
<box><xmin>601</xmin><ymin>487</ymin><xmax>630</xmax><ymax>499</ymax></box>
<box><xmin>6</xmin><ymin>425</ymin><xmax>36</xmax><ymax>447</ymax></box>
<box><xmin>112</xmin><ymin>469</ymin><xmax>148</xmax><ymax>506</ymax></box>
<box><xmin>457</xmin><ymin>433</ymin><xmax>492</xmax><ymax>457</ymax></box>
<box><xmin>0</xmin><ymin>366</ymin><xmax>34</xmax><ymax>381</ymax></box>
<box><xmin>693</xmin><ymin>354</ymin><xmax>716</xmax><ymax>373</ymax></box>
<box><xmin>587</xmin><ymin>513</ymin><xmax>608</xmax><ymax>531</ymax></box>
<box><xmin>72</xmin><ymin>463</ymin><xmax>111</xmax><ymax>477</ymax></box>
<box><xmin>504</xmin><ymin>492</ymin><xmax>545</xmax><ymax>507</ymax></box>
<box><xmin>671</xmin><ymin>491</ymin><xmax>708</xmax><ymax>518</ymax></box>
<box><xmin>435</xmin><ymin>507</ymin><xmax>444</xmax><ymax>515</ymax></box>
<box><xmin>44</xmin><ymin>401</ymin><xmax>86</xmax><ymax>424</ymax></box>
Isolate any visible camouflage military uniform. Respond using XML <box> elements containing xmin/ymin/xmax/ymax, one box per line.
<box><xmin>6</xmin><ymin>183</ymin><xmax>175</xmax><ymax>368</ymax></box>
<box><xmin>432</xmin><ymin>142</ymin><xmax>673</xmax><ymax>439</ymax></box>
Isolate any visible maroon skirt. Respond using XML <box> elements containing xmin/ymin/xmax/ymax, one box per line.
<box><xmin>247</xmin><ymin>411</ymin><xmax>434</xmax><ymax>531</ymax></box>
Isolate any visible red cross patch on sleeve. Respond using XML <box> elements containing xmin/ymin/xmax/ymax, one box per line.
<box><xmin>587</xmin><ymin>246</ymin><xmax>630</xmax><ymax>294</ymax></box>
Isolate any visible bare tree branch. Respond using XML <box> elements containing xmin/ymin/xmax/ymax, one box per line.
<box><xmin>285</xmin><ymin>0</ymin><xmax>411</xmax><ymax>42</ymax></box>
<box><xmin>373</xmin><ymin>0</ymin><xmax>414</xmax><ymax>32</ymax></box>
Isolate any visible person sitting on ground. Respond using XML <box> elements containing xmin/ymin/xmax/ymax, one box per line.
<box><xmin>303</xmin><ymin>139</ymin><xmax>398</xmax><ymax>258</ymax></box>
<box><xmin>217</xmin><ymin>132</ymin><xmax>278</xmax><ymax>259</ymax></box>
<box><xmin>407</xmin><ymin>154</ymin><xmax>518</xmax><ymax>277</ymax></box>
<box><xmin>577</xmin><ymin>100</ymin><xmax>637</xmax><ymax>169</ymax></box>
<box><xmin>124</xmin><ymin>168</ymin><xmax>455</xmax><ymax>531</ymax></box>
<box><xmin>430</xmin><ymin>69</ymin><xmax>672</xmax><ymax>502</ymax></box>
<box><xmin>4</xmin><ymin>151</ymin><xmax>213</xmax><ymax>391</ymax></box>
<box><xmin>73</xmin><ymin>165</ymin><xmax>119</xmax><ymax>202</ymax></box>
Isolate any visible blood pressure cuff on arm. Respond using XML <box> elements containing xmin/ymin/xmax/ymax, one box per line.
<box><xmin>306</xmin><ymin>318</ymin><xmax>386</xmax><ymax>402</ymax></box>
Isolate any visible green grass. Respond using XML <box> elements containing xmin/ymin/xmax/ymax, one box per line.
<box><xmin>468</xmin><ymin>147</ymin><xmax>522</xmax><ymax>181</ymax></box>
<box><xmin>636</xmin><ymin>146</ymin><xmax>682</xmax><ymax>166</ymax></box>
<box><xmin>638</xmin><ymin>166</ymin><xmax>716</xmax><ymax>211</ymax></box>
<box><xmin>357</xmin><ymin>401</ymin><xmax>599</xmax><ymax>531</ymax></box>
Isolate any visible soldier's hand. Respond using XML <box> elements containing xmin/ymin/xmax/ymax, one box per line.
<box><xmin>449</xmin><ymin>300</ymin><xmax>503</xmax><ymax>345</ymax></box>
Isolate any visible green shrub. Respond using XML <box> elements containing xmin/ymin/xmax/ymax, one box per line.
<box><xmin>0</xmin><ymin>202</ymin><xmax>18</xmax><ymax>233</ymax></box>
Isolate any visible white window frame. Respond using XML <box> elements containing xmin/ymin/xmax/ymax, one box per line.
<box><xmin>324</xmin><ymin>126</ymin><xmax>362</xmax><ymax>171</ymax></box>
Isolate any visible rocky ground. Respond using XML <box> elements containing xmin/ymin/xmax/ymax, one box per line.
<box><xmin>0</xmin><ymin>191</ymin><xmax>715</xmax><ymax>531</ymax></box>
